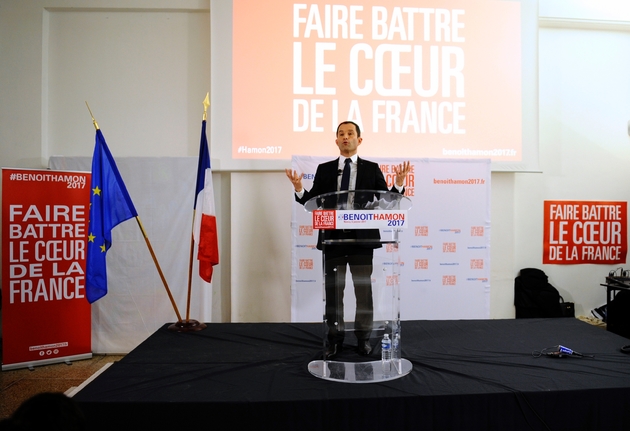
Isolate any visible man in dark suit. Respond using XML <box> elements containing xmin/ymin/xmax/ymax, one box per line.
<box><xmin>286</xmin><ymin>121</ymin><xmax>410</xmax><ymax>358</ymax></box>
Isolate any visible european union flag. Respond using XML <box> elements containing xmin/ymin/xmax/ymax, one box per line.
<box><xmin>86</xmin><ymin>130</ymin><xmax>138</xmax><ymax>303</ymax></box>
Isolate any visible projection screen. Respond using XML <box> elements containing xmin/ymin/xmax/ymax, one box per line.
<box><xmin>211</xmin><ymin>0</ymin><xmax>538</xmax><ymax>172</ymax></box>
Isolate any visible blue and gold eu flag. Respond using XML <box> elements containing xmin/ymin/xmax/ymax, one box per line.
<box><xmin>86</xmin><ymin>130</ymin><xmax>138</xmax><ymax>303</ymax></box>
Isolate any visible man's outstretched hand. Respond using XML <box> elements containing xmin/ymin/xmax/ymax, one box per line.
<box><xmin>285</xmin><ymin>169</ymin><xmax>303</xmax><ymax>193</ymax></box>
<box><xmin>393</xmin><ymin>161</ymin><xmax>411</xmax><ymax>188</ymax></box>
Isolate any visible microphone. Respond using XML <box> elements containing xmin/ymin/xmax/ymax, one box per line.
<box><xmin>546</xmin><ymin>345</ymin><xmax>584</xmax><ymax>358</ymax></box>
<box><xmin>337</xmin><ymin>169</ymin><xmax>342</xmax><ymax>176</ymax></box>
<box><xmin>558</xmin><ymin>345</ymin><xmax>583</xmax><ymax>357</ymax></box>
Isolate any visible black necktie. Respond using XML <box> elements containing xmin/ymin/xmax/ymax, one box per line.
<box><xmin>338</xmin><ymin>158</ymin><xmax>351</xmax><ymax>208</ymax></box>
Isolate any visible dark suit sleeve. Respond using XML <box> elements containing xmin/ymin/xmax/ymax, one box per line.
<box><xmin>374</xmin><ymin>163</ymin><xmax>388</xmax><ymax>191</ymax></box>
<box><xmin>295</xmin><ymin>160</ymin><xmax>337</xmax><ymax>206</ymax></box>
<box><xmin>374</xmin><ymin>162</ymin><xmax>405</xmax><ymax>195</ymax></box>
<box><xmin>378</xmin><ymin>163</ymin><xmax>405</xmax><ymax>195</ymax></box>
<box><xmin>357</xmin><ymin>159</ymin><xmax>404</xmax><ymax>197</ymax></box>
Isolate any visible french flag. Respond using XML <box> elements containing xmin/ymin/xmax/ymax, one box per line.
<box><xmin>193</xmin><ymin>119</ymin><xmax>219</xmax><ymax>282</ymax></box>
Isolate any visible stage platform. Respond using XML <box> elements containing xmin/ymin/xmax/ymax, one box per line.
<box><xmin>73</xmin><ymin>318</ymin><xmax>630</xmax><ymax>430</ymax></box>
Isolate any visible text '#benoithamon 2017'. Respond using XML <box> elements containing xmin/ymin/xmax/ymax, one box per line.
<box><xmin>8</xmin><ymin>172</ymin><xmax>86</xmax><ymax>189</ymax></box>
<box><xmin>433</xmin><ymin>178</ymin><xmax>485</xmax><ymax>185</ymax></box>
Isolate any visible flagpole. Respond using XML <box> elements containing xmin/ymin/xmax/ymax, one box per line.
<box><xmin>184</xmin><ymin>94</ymin><xmax>210</xmax><ymax>323</ymax></box>
<box><xmin>86</xmin><ymin>103</ymin><xmax>186</xmax><ymax>325</ymax></box>
<box><xmin>185</xmin><ymin>215</ymin><xmax>196</xmax><ymax>322</ymax></box>
<box><xmin>135</xmin><ymin>217</ymin><xmax>184</xmax><ymax>323</ymax></box>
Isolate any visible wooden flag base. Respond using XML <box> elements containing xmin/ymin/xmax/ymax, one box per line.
<box><xmin>168</xmin><ymin>319</ymin><xmax>207</xmax><ymax>332</ymax></box>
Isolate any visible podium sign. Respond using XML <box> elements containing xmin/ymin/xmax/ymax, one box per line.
<box><xmin>313</xmin><ymin>209</ymin><xmax>408</xmax><ymax>230</ymax></box>
<box><xmin>2</xmin><ymin>168</ymin><xmax>92</xmax><ymax>370</ymax></box>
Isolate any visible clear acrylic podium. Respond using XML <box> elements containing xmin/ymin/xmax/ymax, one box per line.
<box><xmin>304</xmin><ymin>190</ymin><xmax>413</xmax><ymax>383</ymax></box>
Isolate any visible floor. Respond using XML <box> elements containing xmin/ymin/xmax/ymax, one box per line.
<box><xmin>0</xmin><ymin>347</ymin><xmax>124</xmax><ymax>420</ymax></box>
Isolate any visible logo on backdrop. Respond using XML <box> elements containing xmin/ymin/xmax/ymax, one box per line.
<box><xmin>415</xmin><ymin>226</ymin><xmax>428</xmax><ymax>236</ymax></box>
<box><xmin>299</xmin><ymin>225</ymin><xmax>314</xmax><ymax>236</ymax></box>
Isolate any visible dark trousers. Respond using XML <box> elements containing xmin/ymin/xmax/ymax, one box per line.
<box><xmin>323</xmin><ymin>246</ymin><xmax>374</xmax><ymax>345</ymax></box>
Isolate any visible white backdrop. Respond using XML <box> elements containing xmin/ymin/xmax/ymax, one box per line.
<box><xmin>291</xmin><ymin>157</ymin><xmax>491</xmax><ymax>322</ymax></box>
<box><xmin>50</xmin><ymin>156</ymin><xmax>212</xmax><ymax>353</ymax></box>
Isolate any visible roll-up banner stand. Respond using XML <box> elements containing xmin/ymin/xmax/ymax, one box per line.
<box><xmin>2</xmin><ymin>168</ymin><xmax>92</xmax><ymax>370</ymax></box>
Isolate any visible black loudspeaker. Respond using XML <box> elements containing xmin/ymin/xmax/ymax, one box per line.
<box><xmin>607</xmin><ymin>290</ymin><xmax>630</xmax><ymax>339</ymax></box>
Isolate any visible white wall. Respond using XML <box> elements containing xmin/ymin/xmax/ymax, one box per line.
<box><xmin>2</xmin><ymin>1</ymin><xmax>630</xmax><ymax>349</ymax></box>
<box><xmin>515</xmin><ymin>20</ymin><xmax>630</xmax><ymax>317</ymax></box>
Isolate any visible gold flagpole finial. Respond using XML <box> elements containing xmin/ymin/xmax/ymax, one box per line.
<box><xmin>202</xmin><ymin>92</ymin><xmax>210</xmax><ymax>122</ymax></box>
<box><xmin>85</xmin><ymin>101</ymin><xmax>99</xmax><ymax>130</ymax></box>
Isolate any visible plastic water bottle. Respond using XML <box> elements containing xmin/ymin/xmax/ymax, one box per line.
<box><xmin>381</xmin><ymin>334</ymin><xmax>392</xmax><ymax>367</ymax></box>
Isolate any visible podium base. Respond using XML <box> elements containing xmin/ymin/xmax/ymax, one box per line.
<box><xmin>308</xmin><ymin>358</ymin><xmax>412</xmax><ymax>383</ymax></box>
<box><xmin>168</xmin><ymin>320</ymin><xmax>207</xmax><ymax>332</ymax></box>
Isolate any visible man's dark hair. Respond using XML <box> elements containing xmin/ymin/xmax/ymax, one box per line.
<box><xmin>336</xmin><ymin>121</ymin><xmax>361</xmax><ymax>138</ymax></box>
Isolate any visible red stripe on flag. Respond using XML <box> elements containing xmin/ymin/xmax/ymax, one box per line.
<box><xmin>198</xmin><ymin>213</ymin><xmax>219</xmax><ymax>282</ymax></box>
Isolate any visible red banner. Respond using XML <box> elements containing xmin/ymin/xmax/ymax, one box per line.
<box><xmin>543</xmin><ymin>200</ymin><xmax>627</xmax><ymax>265</ymax></box>
<box><xmin>2</xmin><ymin>168</ymin><xmax>92</xmax><ymax>370</ymax></box>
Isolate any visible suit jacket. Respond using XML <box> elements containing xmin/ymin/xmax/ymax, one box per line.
<box><xmin>296</xmin><ymin>157</ymin><xmax>403</xmax><ymax>250</ymax></box>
